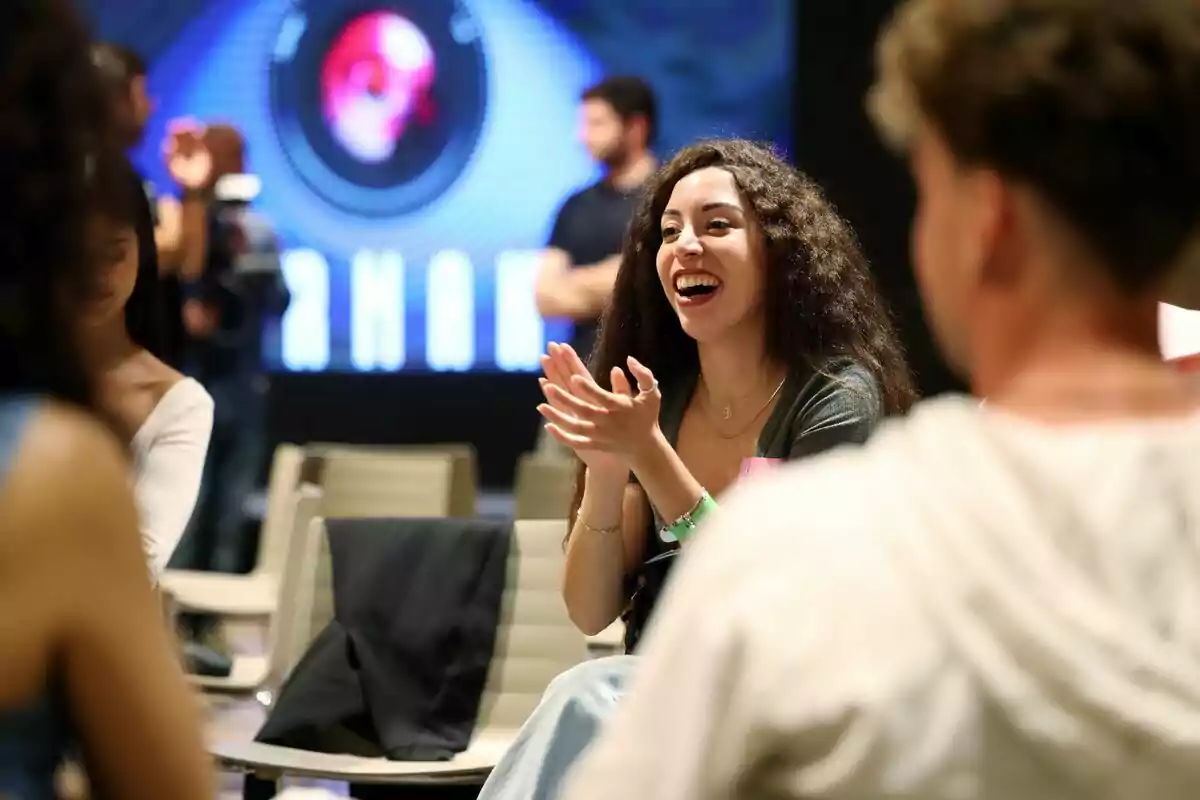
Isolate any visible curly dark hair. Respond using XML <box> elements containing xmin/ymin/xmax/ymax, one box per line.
<box><xmin>869</xmin><ymin>0</ymin><xmax>1200</xmax><ymax>294</ymax></box>
<box><xmin>568</xmin><ymin>139</ymin><xmax>916</xmax><ymax>521</ymax></box>
<box><xmin>593</xmin><ymin>139</ymin><xmax>913</xmax><ymax>408</ymax></box>
<box><xmin>0</xmin><ymin>0</ymin><xmax>132</xmax><ymax>406</ymax></box>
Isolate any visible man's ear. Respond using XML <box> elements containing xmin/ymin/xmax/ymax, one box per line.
<box><xmin>626</xmin><ymin>115</ymin><xmax>650</xmax><ymax>148</ymax></box>
<box><xmin>971</xmin><ymin>170</ymin><xmax>1019</xmax><ymax>287</ymax></box>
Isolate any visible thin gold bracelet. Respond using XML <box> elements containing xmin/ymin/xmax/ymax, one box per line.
<box><xmin>581</xmin><ymin>520</ymin><xmax>621</xmax><ymax>536</ymax></box>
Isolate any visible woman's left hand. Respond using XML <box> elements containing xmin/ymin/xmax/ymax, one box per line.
<box><xmin>538</xmin><ymin>344</ymin><xmax>663</xmax><ymax>461</ymax></box>
<box><xmin>163</xmin><ymin>119</ymin><xmax>214</xmax><ymax>191</ymax></box>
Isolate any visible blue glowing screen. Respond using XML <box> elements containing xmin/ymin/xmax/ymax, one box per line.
<box><xmin>88</xmin><ymin>0</ymin><xmax>794</xmax><ymax>372</ymax></box>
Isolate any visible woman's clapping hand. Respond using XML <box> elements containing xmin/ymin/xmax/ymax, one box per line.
<box><xmin>538</xmin><ymin>342</ymin><xmax>662</xmax><ymax>473</ymax></box>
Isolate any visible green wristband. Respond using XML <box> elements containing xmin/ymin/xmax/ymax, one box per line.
<box><xmin>659</xmin><ymin>490</ymin><xmax>718</xmax><ymax>543</ymax></box>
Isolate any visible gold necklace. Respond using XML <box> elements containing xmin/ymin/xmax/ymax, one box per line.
<box><xmin>700</xmin><ymin>376</ymin><xmax>787</xmax><ymax>440</ymax></box>
<box><xmin>703</xmin><ymin>379</ymin><xmax>765</xmax><ymax>420</ymax></box>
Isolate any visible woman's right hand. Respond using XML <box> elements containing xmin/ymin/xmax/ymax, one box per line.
<box><xmin>539</xmin><ymin>342</ymin><xmax>629</xmax><ymax>478</ymax></box>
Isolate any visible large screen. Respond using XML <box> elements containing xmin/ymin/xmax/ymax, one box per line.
<box><xmin>88</xmin><ymin>0</ymin><xmax>794</xmax><ymax>372</ymax></box>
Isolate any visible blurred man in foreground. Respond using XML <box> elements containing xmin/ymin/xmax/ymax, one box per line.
<box><xmin>565</xmin><ymin>1</ymin><xmax>1200</xmax><ymax>797</ymax></box>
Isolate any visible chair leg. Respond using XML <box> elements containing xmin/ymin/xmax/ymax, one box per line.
<box><xmin>242</xmin><ymin>774</ymin><xmax>279</xmax><ymax>800</ymax></box>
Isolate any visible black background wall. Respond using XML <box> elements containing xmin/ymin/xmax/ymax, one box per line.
<box><xmin>792</xmin><ymin>0</ymin><xmax>959</xmax><ymax>400</ymax></box>
<box><xmin>267</xmin><ymin>0</ymin><xmax>960</xmax><ymax>488</ymax></box>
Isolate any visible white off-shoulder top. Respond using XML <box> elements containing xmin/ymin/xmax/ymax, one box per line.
<box><xmin>129</xmin><ymin>377</ymin><xmax>214</xmax><ymax>574</ymax></box>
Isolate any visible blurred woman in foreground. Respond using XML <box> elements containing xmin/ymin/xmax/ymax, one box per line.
<box><xmin>0</xmin><ymin>1</ymin><xmax>213</xmax><ymax>797</ymax></box>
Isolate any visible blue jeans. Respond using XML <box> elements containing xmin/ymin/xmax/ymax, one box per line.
<box><xmin>477</xmin><ymin>656</ymin><xmax>637</xmax><ymax>800</ymax></box>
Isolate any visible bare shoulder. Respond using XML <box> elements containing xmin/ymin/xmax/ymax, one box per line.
<box><xmin>138</xmin><ymin>355</ymin><xmax>212</xmax><ymax>414</ymax></box>
<box><xmin>9</xmin><ymin>401</ymin><xmax>129</xmax><ymax>486</ymax></box>
<box><xmin>1</xmin><ymin>401</ymin><xmax>137</xmax><ymax>556</ymax></box>
<box><xmin>149</xmin><ymin>356</ymin><xmax>184</xmax><ymax>387</ymax></box>
<box><xmin>135</xmin><ymin>352</ymin><xmax>185</xmax><ymax>404</ymax></box>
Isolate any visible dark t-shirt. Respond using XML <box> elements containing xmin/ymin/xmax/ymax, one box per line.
<box><xmin>621</xmin><ymin>358</ymin><xmax>886</xmax><ymax>652</ymax></box>
<box><xmin>548</xmin><ymin>179</ymin><xmax>643</xmax><ymax>360</ymax></box>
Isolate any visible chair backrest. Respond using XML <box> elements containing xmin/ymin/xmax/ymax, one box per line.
<box><xmin>250</xmin><ymin>444</ymin><xmax>307</xmax><ymax>577</ymax></box>
<box><xmin>278</xmin><ymin>516</ymin><xmax>336</xmax><ymax>692</ymax></box>
<box><xmin>313</xmin><ymin>448</ymin><xmax>468</xmax><ymax>519</ymax></box>
<box><xmin>283</xmin><ymin>518</ymin><xmax>587</xmax><ymax>733</ymax></box>
<box><xmin>513</xmin><ymin>452</ymin><xmax>577</xmax><ymax>520</ymax></box>
<box><xmin>263</xmin><ymin>485</ymin><xmax>324</xmax><ymax>696</ymax></box>
<box><xmin>474</xmin><ymin>519</ymin><xmax>589</xmax><ymax>732</ymax></box>
<box><xmin>308</xmin><ymin>443</ymin><xmax>478</xmax><ymax>517</ymax></box>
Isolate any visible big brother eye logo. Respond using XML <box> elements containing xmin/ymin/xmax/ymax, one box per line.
<box><xmin>320</xmin><ymin>11</ymin><xmax>435</xmax><ymax>164</ymax></box>
<box><xmin>270</xmin><ymin>0</ymin><xmax>487</xmax><ymax>218</ymax></box>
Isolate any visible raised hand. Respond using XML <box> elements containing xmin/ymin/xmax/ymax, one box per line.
<box><xmin>162</xmin><ymin>118</ymin><xmax>214</xmax><ymax>191</ymax></box>
<box><xmin>539</xmin><ymin>342</ymin><xmax>626</xmax><ymax>475</ymax></box>
<box><xmin>538</xmin><ymin>342</ymin><xmax>662</xmax><ymax>470</ymax></box>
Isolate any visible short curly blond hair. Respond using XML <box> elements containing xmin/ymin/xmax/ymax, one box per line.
<box><xmin>868</xmin><ymin>0</ymin><xmax>1200</xmax><ymax>293</ymax></box>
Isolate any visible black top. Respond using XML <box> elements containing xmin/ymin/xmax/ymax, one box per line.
<box><xmin>621</xmin><ymin>358</ymin><xmax>885</xmax><ymax>651</ymax></box>
<box><xmin>548</xmin><ymin>179</ymin><xmax>643</xmax><ymax>359</ymax></box>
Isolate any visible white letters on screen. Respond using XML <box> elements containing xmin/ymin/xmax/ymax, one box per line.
<box><xmin>280</xmin><ymin>248</ymin><xmax>330</xmax><ymax>371</ymax></box>
<box><xmin>425</xmin><ymin>250</ymin><xmax>475</xmax><ymax>371</ymax></box>
<box><xmin>350</xmin><ymin>249</ymin><xmax>406</xmax><ymax>371</ymax></box>
<box><xmin>278</xmin><ymin>248</ymin><xmax>564</xmax><ymax>372</ymax></box>
<box><xmin>494</xmin><ymin>250</ymin><xmax>544</xmax><ymax>371</ymax></box>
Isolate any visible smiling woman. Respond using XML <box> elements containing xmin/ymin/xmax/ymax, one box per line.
<box><xmin>487</xmin><ymin>139</ymin><xmax>915</xmax><ymax>800</ymax></box>
<box><xmin>548</xmin><ymin>138</ymin><xmax>916</xmax><ymax>648</ymax></box>
<box><xmin>542</xmin><ymin>137</ymin><xmax>907</xmax><ymax>633</ymax></box>
<box><xmin>657</xmin><ymin>169</ymin><xmax>765</xmax><ymax>334</ymax></box>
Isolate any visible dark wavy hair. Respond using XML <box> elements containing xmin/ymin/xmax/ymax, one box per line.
<box><xmin>0</xmin><ymin>0</ymin><xmax>131</xmax><ymax>407</ymax></box>
<box><xmin>569</xmin><ymin>139</ymin><xmax>916</xmax><ymax>522</ymax></box>
<box><xmin>108</xmin><ymin>158</ymin><xmax>168</xmax><ymax>360</ymax></box>
<box><xmin>91</xmin><ymin>41</ymin><xmax>168</xmax><ymax>360</ymax></box>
